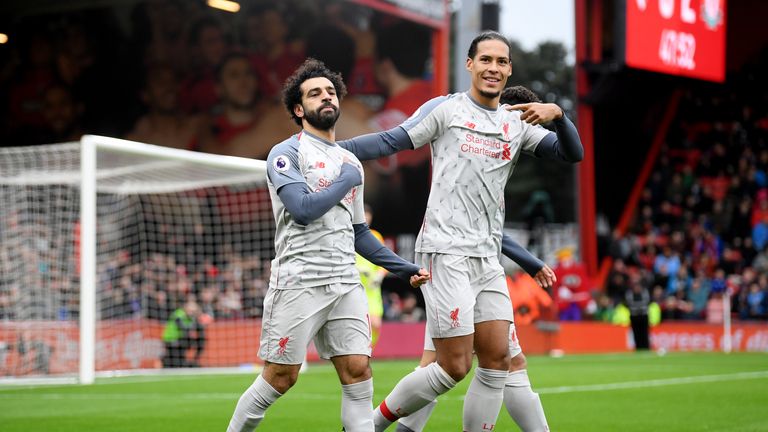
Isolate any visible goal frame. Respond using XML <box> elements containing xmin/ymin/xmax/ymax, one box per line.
<box><xmin>78</xmin><ymin>135</ymin><xmax>265</xmax><ymax>384</ymax></box>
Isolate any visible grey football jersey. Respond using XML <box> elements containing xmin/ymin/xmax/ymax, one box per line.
<box><xmin>402</xmin><ymin>92</ymin><xmax>549</xmax><ymax>257</ymax></box>
<box><xmin>266</xmin><ymin>131</ymin><xmax>365</xmax><ymax>289</ymax></box>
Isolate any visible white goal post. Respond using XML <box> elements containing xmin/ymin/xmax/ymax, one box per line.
<box><xmin>1</xmin><ymin>136</ymin><xmax>272</xmax><ymax>384</ymax></box>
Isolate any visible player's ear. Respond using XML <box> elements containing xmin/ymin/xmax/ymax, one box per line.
<box><xmin>465</xmin><ymin>57</ymin><xmax>473</xmax><ymax>71</ymax></box>
<box><xmin>293</xmin><ymin>104</ymin><xmax>304</xmax><ymax>119</ymax></box>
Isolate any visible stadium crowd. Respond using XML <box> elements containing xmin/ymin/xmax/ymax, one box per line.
<box><xmin>593</xmin><ymin>54</ymin><xmax>768</xmax><ymax>323</ymax></box>
<box><xmin>0</xmin><ymin>0</ymin><xmax>431</xmax><ymax>324</ymax></box>
<box><xmin>2</xmin><ymin>0</ymin><xmax>766</xmax><ymax>326</ymax></box>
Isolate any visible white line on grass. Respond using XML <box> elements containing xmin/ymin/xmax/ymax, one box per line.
<box><xmin>535</xmin><ymin>370</ymin><xmax>768</xmax><ymax>395</ymax></box>
<box><xmin>1</xmin><ymin>370</ymin><xmax>766</xmax><ymax>401</ymax></box>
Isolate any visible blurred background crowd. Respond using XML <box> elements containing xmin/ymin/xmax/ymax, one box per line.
<box><xmin>0</xmin><ymin>0</ymin><xmax>766</xmax><ymax>329</ymax></box>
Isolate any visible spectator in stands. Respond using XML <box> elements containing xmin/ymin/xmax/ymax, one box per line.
<box><xmin>179</xmin><ymin>16</ymin><xmax>229</xmax><ymax>114</ymax></box>
<box><xmin>13</xmin><ymin>83</ymin><xmax>84</xmax><ymax>145</ymax></box>
<box><xmin>686</xmin><ymin>274</ymin><xmax>711</xmax><ymax>319</ymax></box>
<box><xmin>198</xmin><ymin>52</ymin><xmax>297</xmax><ymax>158</ymax></box>
<box><xmin>398</xmin><ymin>292</ymin><xmax>426</xmax><ymax>323</ymax></box>
<box><xmin>243</xmin><ymin>2</ymin><xmax>304</xmax><ymax>101</ymax></box>
<box><xmin>146</xmin><ymin>288</ymin><xmax>171</xmax><ymax>321</ymax></box>
<box><xmin>217</xmin><ymin>285</ymin><xmax>243</xmax><ymax>319</ymax></box>
<box><xmin>606</xmin><ymin>258</ymin><xmax>630</xmax><ymax>304</ymax></box>
<box><xmin>303</xmin><ymin>24</ymin><xmax>375</xmax><ymax>140</ymax></box>
<box><xmin>742</xmin><ymin>282</ymin><xmax>767</xmax><ymax>319</ymax></box>
<box><xmin>161</xmin><ymin>298</ymin><xmax>206</xmax><ymax>367</ymax></box>
<box><xmin>5</xmin><ymin>29</ymin><xmax>56</xmax><ymax>136</ymax></box>
<box><xmin>129</xmin><ymin>0</ymin><xmax>189</xmax><ymax>75</ymax></box>
<box><xmin>125</xmin><ymin>63</ymin><xmax>203</xmax><ymax>149</ymax></box>
<box><xmin>368</xmin><ymin>20</ymin><xmax>434</xmax><ymax>233</ymax></box>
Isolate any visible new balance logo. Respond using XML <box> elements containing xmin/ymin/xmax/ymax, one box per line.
<box><xmin>278</xmin><ymin>336</ymin><xmax>289</xmax><ymax>355</ymax></box>
<box><xmin>314</xmin><ymin>161</ymin><xmax>326</xmax><ymax>168</ymax></box>
<box><xmin>464</xmin><ymin>121</ymin><xmax>476</xmax><ymax>129</ymax></box>
<box><xmin>450</xmin><ymin>308</ymin><xmax>460</xmax><ymax>328</ymax></box>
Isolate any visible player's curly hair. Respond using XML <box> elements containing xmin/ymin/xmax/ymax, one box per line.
<box><xmin>282</xmin><ymin>58</ymin><xmax>347</xmax><ymax>127</ymax></box>
<box><xmin>500</xmin><ymin>86</ymin><xmax>542</xmax><ymax>105</ymax></box>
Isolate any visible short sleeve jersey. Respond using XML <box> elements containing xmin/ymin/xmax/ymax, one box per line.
<box><xmin>402</xmin><ymin>92</ymin><xmax>550</xmax><ymax>257</ymax></box>
<box><xmin>266</xmin><ymin>131</ymin><xmax>366</xmax><ymax>289</ymax></box>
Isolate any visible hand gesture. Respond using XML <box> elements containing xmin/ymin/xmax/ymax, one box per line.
<box><xmin>340</xmin><ymin>161</ymin><xmax>363</xmax><ymax>186</ymax></box>
<box><xmin>409</xmin><ymin>268</ymin><xmax>430</xmax><ymax>288</ymax></box>
<box><xmin>506</xmin><ymin>103</ymin><xmax>564</xmax><ymax>126</ymax></box>
<box><xmin>533</xmin><ymin>264</ymin><xmax>556</xmax><ymax>289</ymax></box>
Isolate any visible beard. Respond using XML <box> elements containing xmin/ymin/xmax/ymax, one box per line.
<box><xmin>478</xmin><ymin>89</ymin><xmax>501</xmax><ymax>99</ymax></box>
<box><xmin>303</xmin><ymin>102</ymin><xmax>340</xmax><ymax>130</ymax></box>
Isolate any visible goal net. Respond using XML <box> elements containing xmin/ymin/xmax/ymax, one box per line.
<box><xmin>0</xmin><ymin>136</ymin><xmax>273</xmax><ymax>383</ymax></box>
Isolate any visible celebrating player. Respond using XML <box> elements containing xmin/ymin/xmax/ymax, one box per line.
<box><xmin>226</xmin><ymin>59</ymin><xmax>429</xmax><ymax>432</ymax></box>
<box><xmin>338</xmin><ymin>31</ymin><xmax>582</xmax><ymax>431</ymax></box>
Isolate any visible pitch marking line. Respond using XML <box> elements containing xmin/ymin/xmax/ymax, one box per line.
<box><xmin>1</xmin><ymin>370</ymin><xmax>766</xmax><ymax>400</ymax></box>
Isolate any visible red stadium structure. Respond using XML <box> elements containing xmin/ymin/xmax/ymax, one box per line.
<box><xmin>574</xmin><ymin>0</ymin><xmax>768</xmax><ymax>283</ymax></box>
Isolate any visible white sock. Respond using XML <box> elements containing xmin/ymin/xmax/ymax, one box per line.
<box><xmin>227</xmin><ymin>375</ymin><xmax>282</xmax><ymax>432</ymax></box>
<box><xmin>396</xmin><ymin>399</ymin><xmax>437</xmax><ymax>432</ymax></box>
<box><xmin>504</xmin><ymin>370</ymin><xmax>549</xmax><ymax>432</ymax></box>
<box><xmin>462</xmin><ymin>367</ymin><xmax>507</xmax><ymax>432</ymax></box>
<box><xmin>341</xmin><ymin>378</ymin><xmax>374</xmax><ymax>432</ymax></box>
<box><xmin>373</xmin><ymin>362</ymin><xmax>456</xmax><ymax>432</ymax></box>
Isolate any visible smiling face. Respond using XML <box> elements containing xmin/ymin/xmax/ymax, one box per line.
<box><xmin>466</xmin><ymin>39</ymin><xmax>512</xmax><ymax>107</ymax></box>
<box><xmin>295</xmin><ymin>76</ymin><xmax>340</xmax><ymax>131</ymax></box>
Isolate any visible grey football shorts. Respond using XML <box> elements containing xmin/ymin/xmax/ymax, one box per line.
<box><xmin>259</xmin><ymin>283</ymin><xmax>371</xmax><ymax>364</ymax></box>
<box><xmin>417</xmin><ymin>252</ymin><xmax>514</xmax><ymax>340</ymax></box>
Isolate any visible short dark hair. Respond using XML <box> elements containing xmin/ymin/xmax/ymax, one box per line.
<box><xmin>500</xmin><ymin>86</ymin><xmax>541</xmax><ymax>105</ymax></box>
<box><xmin>376</xmin><ymin>21</ymin><xmax>431</xmax><ymax>78</ymax></box>
<box><xmin>467</xmin><ymin>30</ymin><xmax>511</xmax><ymax>60</ymax></box>
<box><xmin>282</xmin><ymin>58</ymin><xmax>347</xmax><ymax>126</ymax></box>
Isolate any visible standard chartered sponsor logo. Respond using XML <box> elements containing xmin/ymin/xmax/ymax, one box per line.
<box><xmin>461</xmin><ymin>133</ymin><xmax>511</xmax><ymax>159</ymax></box>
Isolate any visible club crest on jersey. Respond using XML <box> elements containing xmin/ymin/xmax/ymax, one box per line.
<box><xmin>450</xmin><ymin>307</ymin><xmax>460</xmax><ymax>328</ymax></box>
<box><xmin>502</xmin><ymin>122</ymin><xmax>510</xmax><ymax>141</ymax></box>
<box><xmin>273</xmin><ymin>156</ymin><xmax>290</xmax><ymax>172</ymax></box>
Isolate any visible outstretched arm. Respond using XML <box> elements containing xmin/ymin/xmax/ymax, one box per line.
<box><xmin>354</xmin><ymin>223</ymin><xmax>429</xmax><ymax>287</ymax></box>
<box><xmin>337</xmin><ymin>126</ymin><xmax>414</xmax><ymax>161</ymax></box>
<box><xmin>276</xmin><ymin>163</ymin><xmax>361</xmax><ymax>226</ymax></box>
<box><xmin>502</xmin><ymin>233</ymin><xmax>556</xmax><ymax>288</ymax></box>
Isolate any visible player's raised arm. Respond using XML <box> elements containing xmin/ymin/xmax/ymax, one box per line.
<box><xmin>509</xmin><ymin>102</ymin><xmax>584</xmax><ymax>163</ymax></box>
<box><xmin>336</xmin><ymin>126</ymin><xmax>414</xmax><ymax>161</ymax></box>
<box><xmin>267</xmin><ymin>145</ymin><xmax>362</xmax><ymax>226</ymax></box>
<box><xmin>337</xmin><ymin>95</ymin><xmax>450</xmax><ymax>161</ymax></box>
<box><xmin>353</xmin><ymin>223</ymin><xmax>429</xmax><ymax>287</ymax></box>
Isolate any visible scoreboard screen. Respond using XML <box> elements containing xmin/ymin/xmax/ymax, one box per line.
<box><xmin>625</xmin><ymin>0</ymin><xmax>727</xmax><ymax>82</ymax></box>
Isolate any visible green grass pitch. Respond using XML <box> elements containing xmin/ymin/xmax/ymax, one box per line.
<box><xmin>2</xmin><ymin>352</ymin><xmax>767</xmax><ymax>431</ymax></box>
